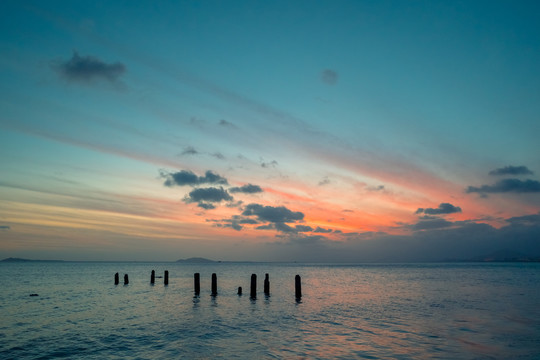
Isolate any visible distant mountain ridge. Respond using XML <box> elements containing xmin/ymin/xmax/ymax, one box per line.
<box><xmin>175</xmin><ymin>257</ymin><xmax>217</xmax><ymax>263</ymax></box>
<box><xmin>1</xmin><ymin>257</ymin><xmax>65</xmax><ymax>263</ymax></box>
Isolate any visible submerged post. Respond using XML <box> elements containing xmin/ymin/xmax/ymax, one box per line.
<box><xmin>164</xmin><ymin>270</ymin><xmax>169</xmax><ymax>285</ymax></box>
<box><xmin>211</xmin><ymin>273</ymin><xmax>217</xmax><ymax>296</ymax></box>
<box><xmin>295</xmin><ymin>275</ymin><xmax>302</xmax><ymax>299</ymax></box>
<box><xmin>114</xmin><ymin>272</ymin><xmax>119</xmax><ymax>285</ymax></box>
<box><xmin>250</xmin><ymin>274</ymin><xmax>257</xmax><ymax>299</ymax></box>
<box><xmin>151</xmin><ymin>270</ymin><xmax>155</xmax><ymax>284</ymax></box>
<box><xmin>194</xmin><ymin>273</ymin><xmax>200</xmax><ymax>295</ymax></box>
<box><xmin>264</xmin><ymin>273</ymin><xmax>270</xmax><ymax>296</ymax></box>
<box><xmin>237</xmin><ymin>286</ymin><xmax>242</xmax><ymax>295</ymax></box>
<box><xmin>124</xmin><ymin>274</ymin><xmax>129</xmax><ymax>285</ymax></box>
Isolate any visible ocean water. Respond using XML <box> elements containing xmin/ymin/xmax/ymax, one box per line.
<box><xmin>0</xmin><ymin>262</ymin><xmax>539</xmax><ymax>359</ymax></box>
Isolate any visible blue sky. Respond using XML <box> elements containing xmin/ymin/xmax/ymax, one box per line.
<box><xmin>1</xmin><ymin>0</ymin><xmax>539</xmax><ymax>261</ymax></box>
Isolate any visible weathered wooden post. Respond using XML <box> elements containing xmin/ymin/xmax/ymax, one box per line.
<box><xmin>124</xmin><ymin>274</ymin><xmax>129</xmax><ymax>285</ymax></box>
<box><xmin>164</xmin><ymin>270</ymin><xmax>169</xmax><ymax>285</ymax></box>
<box><xmin>194</xmin><ymin>273</ymin><xmax>200</xmax><ymax>295</ymax></box>
<box><xmin>250</xmin><ymin>274</ymin><xmax>257</xmax><ymax>299</ymax></box>
<box><xmin>237</xmin><ymin>286</ymin><xmax>242</xmax><ymax>295</ymax></box>
<box><xmin>114</xmin><ymin>272</ymin><xmax>119</xmax><ymax>285</ymax></box>
<box><xmin>264</xmin><ymin>273</ymin><xmax>270</xmax><ymax>296</ymax></box>
<box><xmin>211</xmin><ymin>273</ymin><xmax>217</xmax><ymax>296</ymax></box>
<box><xmin>151</xmin><ymin>270</ymin><xmax>155</xmax><ymax>284</ymax></box>
<box><xmin>295</xmin><ymin>275</ymin><xmax>302</xmax><ymax>299</ymax></box>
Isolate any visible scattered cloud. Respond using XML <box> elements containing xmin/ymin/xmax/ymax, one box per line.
<box><xmin>314</xmin><ymin>226</ymin><xmax>333</xmax><ymax>233</ymax></box>
<box><xmin>229</xmin><ymin>184</ymin><xmax>263</xmax><ymax>194</ymax></box>
<box><xmin>242</xmin><ymin>203</ymin><xmax>304</xmax><ymax>223</ymax></box>
<box><xmin>295</xmin><ymin>225</ymin><xmax>313</xmax><ymax>232</ymax></box>
<box><xmin>212</xmin><ymin>152</ymin><xmax>226</xmax><ymax>160</ymax></box>
<box><xmin>184</xmin><ymin>187</ymin><xmax>233</xmax><ymax>203</ymax></box>
<box><xmin>260</xmin><ymin>159</ymin><xmax>278</xmax><ymax>168</ymax></box>
<box><xmin>161</xmin><ymin>170</ymin><xmax>228</xmax><ymax>187</ymax></box>
<box><xmin>466</xmin><ymin>179</ymin><xmax>540</xmax><ymax>194</ymax></box>
<box><xmin>197</xmin><ymin>202</ymin><xmax>216</xmax><ymax>210</ymax></box>
<box><xmin>318</xmin><ymin>177</ymin><xmax>331</xmax><ymax>186</ymax></box>
<box><xmin>218</xmin><ymin>119</ymin><xmax>237</xmax><ymax>129</ymax></box>
<box><xmin>489</xmin><ymin>165</ymin><xmax>534</xmax><ymax>176</ymax></box>
<box><xmin>180</xmin><ymin>146</ymin><xmax>199</xmax><ymax>156</ymax></box>
<box><xmin>410</xmin><ymin>218</ymin><xmax>454</xmax><ymax>231</ymax></box>
<box><xmin>415</xmin><ymin>202</ymin><xmax>462</xmax><ymax>215</ymax></box>
<box><xmin>54</xmin><ymin>51</ymin><xmax>126</xmax><ymax>83</ymax></box>
<box><xmin>321</xmin><ymin>69</ymin><xmax>338</xmax><ymax>85</ymax></box>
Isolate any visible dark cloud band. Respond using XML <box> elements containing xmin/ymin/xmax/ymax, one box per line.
<box><xmin>489</xmin><ymin>165</ymin><xmax>533</xmax><ymax>176</ymax></box>
<box><xmin>466</xmin><ymin>179</ymin><xmax>540</xmax><ymax>194</ymax></box>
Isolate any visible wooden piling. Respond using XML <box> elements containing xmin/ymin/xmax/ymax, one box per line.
<box><xmin>295</xmin><ymin>275</ymin><xmax>302</xmax><ymax>299</ymax></box>
<box><xmin>164</xmin><ymin>270</ymin><xmax>169</xmax><ymax>285</ymax></box>
<box><xmin>124</xmin><ymin>274</ymin><xmax>129</xmax><ymax>285</ymax></box>
<box><xmin>211</xmin><ymin>273</ymin><xmax>217</xmax><ymax>296</ymax></box>
<box><xmin>264</xmin><ymin>273</ymin><xmax>270</xmax><ymax>296</ymax></box>
<box><xmin>151</xmin><ymin>270</ymin><xmax>155</xmax><ymax>284</ymax></box>
<box><xmin>114</xmin><ymin>272</ymin><xmax>119</xmax><ymax>285</ymax></box>
<box><xmin>237</xmin><ymin>286</ymin><xmax>242</xmax><ymax>295</ymax></box>
<box><xmin>250</xmin><ymin>274</ymin><xmax>257</xmax><ymax>299</ymax></box>
<box><xmin>194</xmin><ymin>273</ymin><xmax>200</xmax><ymax>295</ymax></box>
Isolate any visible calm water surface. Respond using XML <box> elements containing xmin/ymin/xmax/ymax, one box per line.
<box><xmin>0</xmin><ymin>262</ymin><xmax>539</xmax><ymax>359</ymax></box>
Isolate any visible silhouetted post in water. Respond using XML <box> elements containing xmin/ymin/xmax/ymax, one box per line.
<box><xmin>114</xmin><ymin>272</ymin><xmax>119</xmax><ymax>285</ymax></box>
<box><xmin>237</xmin><ymin>286</ymin><xmax>242</xmax><ymax>295</ymax></box>
<box><xmin>211</xmin><ymin>273</ymin><xmax>217</xmax><ymax>296</ymax></box>
<box><xmin>124</xmin><ymin>274</ymin><xmax>129</xmax><ymax>285</ymax></box>
<box><xmin>164</xmin><ymin>270</ymin><xmax>169</xmax><ymax>285</ymax></box>
<box><xmin>264</xmin><ymin>273</ymin><xmax>270</xmax><ymax>296</ymax></box>
<box><xmin>250</xmin><ymin>274</ymin><xmax>257</xmax><ymax>299</ymax></box>
<box><xmin>151</xmin><ymin>270</ymin><xmax>155</xmax><ymax>284</ymax></box>
<box><xmin>295</xmin><ymin>275</ymin><xmax>302</xmax><ymax>299</ymax></box>
<box><xmin>194</xmin><ymin>273</ymin><xmax>200</xmax><ymax>295</ymax></box>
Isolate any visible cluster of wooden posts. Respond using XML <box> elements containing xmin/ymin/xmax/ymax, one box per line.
<box><xmin>114</xmin><ymin>271</ymin><xmax>302</xmax><ymax>299</ymax></box>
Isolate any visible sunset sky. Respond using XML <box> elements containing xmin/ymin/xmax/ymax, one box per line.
<box><xmin>1</xmin><ymin>0</ymin><xmax>539</xmax><ymax>261</ymax></box>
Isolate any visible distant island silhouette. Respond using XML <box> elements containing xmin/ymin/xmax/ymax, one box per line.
<box><xmin>176</xmin><ymin>257</ymin><xmax>217</xmax><ymax>263</ymax></box>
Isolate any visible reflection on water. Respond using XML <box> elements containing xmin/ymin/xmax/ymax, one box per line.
<box><xmin>0</xmin><ymin>262</ymin><xmax>539</xmax><ymax>359</ymax></box>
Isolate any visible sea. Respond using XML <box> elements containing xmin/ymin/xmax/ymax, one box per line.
<box><xmin>0</xmin><ymin>262</ymin><xmax>539</xmax><ymax>359</ymax></box>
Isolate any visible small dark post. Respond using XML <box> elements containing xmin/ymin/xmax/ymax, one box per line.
<box><xmin>250</xmin><ymin>274</ymin><xmax>257</xmax><ymax>299</ymax></box>
<box><xmin>114</xmin><ymin>272</ymin><xmax>119</xmax><ymax>285</ymax></box>
<box><xmin>151</xmin><ymin>270</ymin><xmax>155</xmax><ymax>284</ymax></box>
<box><xmin>264</xmin><ymin>273</ymin><xmax>270</xmax><ymax>296</ymax></box>
<box><xmin>295</xmin><ymin>275</ymin><xmax>302</xmax><ymax>299</ymax></box>
<box><xmin>124</xmin><ymin>274</ymin><xmax>129</xmax><ymax>285</ymax></box>
<box><xmin>237</xmin><ymin>286</ymin><xmax>242</xmax><ymax>295</ymax></box>
<box><xmin>164</xmin><ymin>270</ymin><xmax>169</xmax><ymax>285</ymax></box>
<box><xmin>211</xmin><ymin>273</ymin><xmax>217</xmax><ymax>296</ymax></box>
<box><xmin>194</xmin><ymin>273</ymin><xmax>200</xmax><ymax>295</ymax></box>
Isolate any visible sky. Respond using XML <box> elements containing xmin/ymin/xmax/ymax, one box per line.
<box><xmin>1</xmin><ymin>0</ymin><xmax>539</xmax><ymax>262</ymax></box>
